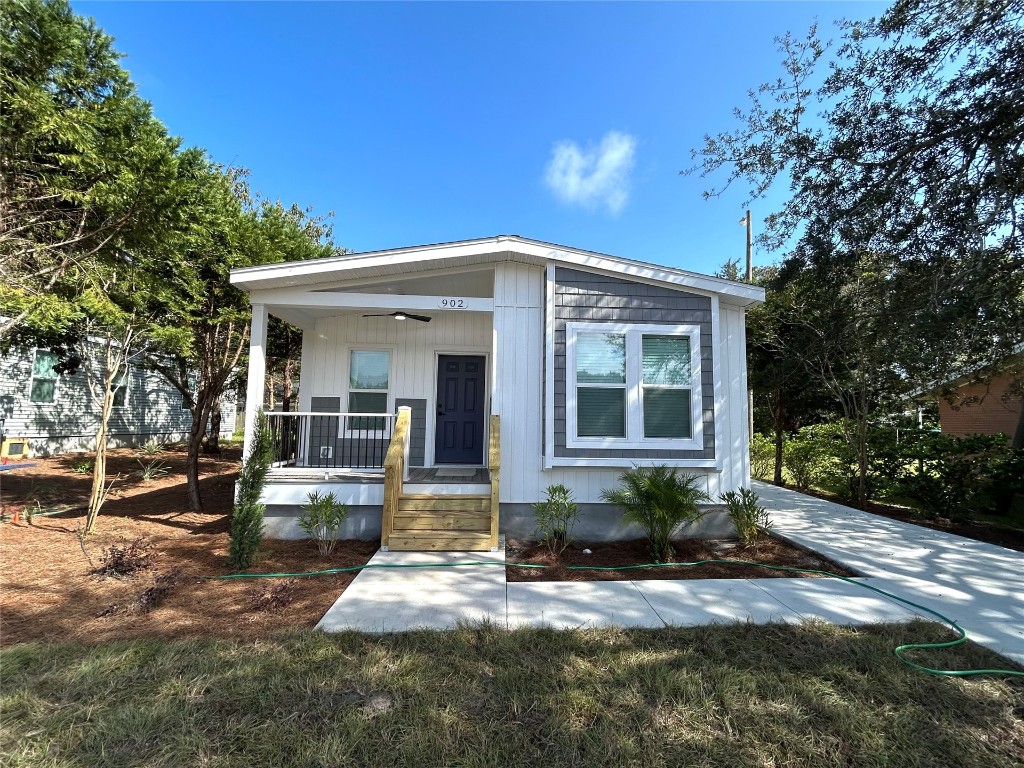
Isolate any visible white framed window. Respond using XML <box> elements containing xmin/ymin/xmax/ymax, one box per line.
<box><xmin>30</xmin><ymin>349</ymin><xmax>59</xmax><ymax>404</ymax></box>
<box><xmin>347</xmin><ymin>349</ymin><xmax>391</xmax><ymax>430</ymax></box>
<box><xmin>565</xmin><ymin>322</ymin><xmax>704</xmax><ymax>451</ymax></box>
<box><xmin>111</xmin><ymin>368</ymin><xmax>129</xmax><ymax>408</ymax></box>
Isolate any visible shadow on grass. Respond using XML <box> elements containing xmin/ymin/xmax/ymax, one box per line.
<box><xmin>2</xmin><ymin>623</ymin><xmax>1022</xmax><ymax>768</ymax></box>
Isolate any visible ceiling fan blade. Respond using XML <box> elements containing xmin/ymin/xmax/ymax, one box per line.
<box><xmin>360</xmin><ymin>311</ymin><xmax>432</xmax><ymax>323</ymax></box>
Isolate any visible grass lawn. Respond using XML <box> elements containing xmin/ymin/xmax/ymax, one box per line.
<box><xmin>3</xmin><ymin>623</ymin><xmax>1022</xmax><ymax>767</ymax></box>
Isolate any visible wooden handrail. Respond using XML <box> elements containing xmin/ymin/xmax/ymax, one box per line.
<box><xmin>488</xmin><ymin>414</ymin><xmax>500</xmax><ymax>550</ymax></box>
<box><xmin>381</xmin><ymin>407</ymin><xmax>412</xmax><ymax>549</ymax></box>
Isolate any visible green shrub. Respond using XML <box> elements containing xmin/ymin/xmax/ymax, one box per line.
<box><xmin>782</xmin><ymin>427</ymin><xmax>831</xmax><ymax>491</ymax></box>
<box><xmin>229</xmin><ymin>411</ymin><xmax>272</xmax><ymax>570</ymax></box>
<box><xmin>135</xmin><ymin>459</ymin><xmax>169</xmax><ymax>481</ymax></box>
<box><xmin>749</xmin><ymin>434</ymin><xmax>775</xmax><ymax>481</ymax></box>
<box><xmin>896</xmin><ymin>432</ymin><xmax>1008</xmax><ymax>521</ymax></box>
<box><xmin>140</xmin><ymin>439</ymin><xmax>164</xmax><ymax>455</ymax></box>
<box><xmin>298</xmin><ymin>491</ymin><xmax>348</xmax><ymax>556</ymax></box>
<box><xmin>532</xmin><ymin>484</ymin><xmax>579</xmax><ymax>556</ymax></box>
<box><xmin>721</xmin><ymin>488</ymin><xmax>772</xmax><ymax>550</ymax></box>
<box><xmin>70</xmin><ymin>457</ymin><xmax>94</xmax><ymax>474</ymax></box>
<box><xmin>601</xmin><ymin>465</ymin><xmax>710</xmax><ymax>563</ymax></box>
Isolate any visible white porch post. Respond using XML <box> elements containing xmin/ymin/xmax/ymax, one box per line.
<box><xmin>243</xmin><ymin>303</ymin><xmax>268</xmax><ymax>459</ymax></box>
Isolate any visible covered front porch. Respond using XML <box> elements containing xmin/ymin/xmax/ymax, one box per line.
<box><xmin>240</xmin><ymin>264</ymin><xmax>504</xmax><ymax>551</ymax></box>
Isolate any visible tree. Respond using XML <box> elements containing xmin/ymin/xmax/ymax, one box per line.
<box><xmin>266</xmin><ymin>316</ymin><xmax>303</xmax><ymax>413</ymax></box>
<box><xmin>0</xmin><ymin>0</ymin><xmax>179</xmax><ymax>344</ymax></box>
<box><xmin>146</xmin><ymin>160</ymin><xmax>336</xmax><ymax>511</ymax></box>
<box><xmin>688</xmin><ymin>0</ymin><xmax>1024</xmax><ymax>453</ymax></box>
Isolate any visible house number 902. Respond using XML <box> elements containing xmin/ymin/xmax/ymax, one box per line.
<box><xmin>438</xmin><ymin>298</ymin><xmax>467</xmax><ymax>309</ymax></box>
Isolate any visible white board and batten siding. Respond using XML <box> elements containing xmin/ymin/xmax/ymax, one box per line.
<box><xmin>301</xmin><ymin>310</ymin><xmax>492</xmax><ymax>468</ymax></box>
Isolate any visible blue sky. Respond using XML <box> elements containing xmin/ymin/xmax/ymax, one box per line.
<box><xmin>77</xmin><ymin>1</ymin><xmax>888</xmax><ymax>276</ymax></box>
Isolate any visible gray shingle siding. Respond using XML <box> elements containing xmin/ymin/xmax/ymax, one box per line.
<box><xmin>553</xmin><ymin>267</ymin><xmax>715</xmax><ymax>460</ymax></box>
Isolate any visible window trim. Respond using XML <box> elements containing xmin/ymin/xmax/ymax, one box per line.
<box><xmin>565</xmin><ymin>322</ymin><xmax>704</xmax><ymax>451</ymax></box>
<box><xmin>29</xmin><ymin>349</ymin><xmax>60</xmax><ymax>405</ymax></box>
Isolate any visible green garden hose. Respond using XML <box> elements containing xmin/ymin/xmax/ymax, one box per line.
<box><xmin>213</xmin><ymin>558</ymin><xmax>1024</xmax><ymax>679</ymax></box>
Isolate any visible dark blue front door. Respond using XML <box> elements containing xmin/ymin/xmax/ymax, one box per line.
<box><xmin>435</xmin><ymin>355</ymin><xmax>485</xmax><ymax>464</ymax></box>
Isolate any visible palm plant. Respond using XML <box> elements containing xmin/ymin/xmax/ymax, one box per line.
<box><xmin>601</xmin><ymin>465</ymin><xmax>711</xmax><ymax>562</ymax></box>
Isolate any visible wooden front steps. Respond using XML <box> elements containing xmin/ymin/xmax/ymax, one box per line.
<box><xmin>388</xmin><ymin>494</ymin><xmax>493</xmax><ymax>551</ymax></box>
<box><xmin>381</xmin><ymin>410</ymin><xmax>500</xmax><ymax>552</ymax></box>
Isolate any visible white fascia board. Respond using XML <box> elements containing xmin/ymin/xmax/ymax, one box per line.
<box><xmin>250</xmin><ymin>289</ymin><xmax>494</xmax><ymax>313</ymax></box>
<box><xmin>231</xmin><ymin>236</ymin><xmax>765</xmax><ymax>307</ymax></box>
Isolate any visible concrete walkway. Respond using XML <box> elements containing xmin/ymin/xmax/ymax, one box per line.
<box><xmin>317</xmin><ymin>483</ymin><xmax>1023</xmax><ymax>665</ymax></box>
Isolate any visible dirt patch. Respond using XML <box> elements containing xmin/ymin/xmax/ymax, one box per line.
<box><xmin>791</xmin><ymin>487</ymin><xmax>1024</xmax><ymax>553</ymax></box>
<box><xmin>0</xmin><ymin>446</ymin><xmax>377</xmax><ymax>647</ymax></box>
<box><xmin>506</xmin><ymin>536</ymin><xmax>855</xmax><ymax>582</ymax></box>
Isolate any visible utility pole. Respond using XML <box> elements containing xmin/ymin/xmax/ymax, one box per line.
<box><xmin>740</xmin><ymin>210</ymin><xmax>755</xmax><ymax>470</ymax></box>
<box><xmin>743</xmin><ymin>208</ymin><xmax>753</xmax><ymax>282</ymax></box>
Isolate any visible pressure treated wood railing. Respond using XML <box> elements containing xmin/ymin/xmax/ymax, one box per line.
<box><xmin>381</xmin><ymin>406</ymin><xmax>412</xmax><ymax>549</ymax></box>
<box><xmin>488</xmin><ymin>414</ymin><xmax>500</xmax><ymax>550</ymax></box>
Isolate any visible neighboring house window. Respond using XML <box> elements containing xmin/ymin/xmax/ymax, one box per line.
<box><xmin>111</xmin><ymin>368</ymin><xmax>129</xmax><ymax>408</ymax></box>
<box><xmin>348</xmin><ymin>349</ymin><xmax>390</xmax><ymax>429</ymax></box>
<box><xmin>30</xmin><ymin>350</ymin><xmax>59</xmax><ymax>404</ymax></box>
<box><xmin>181</xmin><ymin>374</ymin><xmax>197</xmax><ymax>411</ymax></box>
<box><xmin>566</xmin><ymin>323</ymin><xmax>703</xmax><ymax>450</ymax></box>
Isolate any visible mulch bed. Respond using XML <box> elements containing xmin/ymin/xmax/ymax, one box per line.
<box><xmin>791</xmin><ymin>487</ymin><xmax>1024</xmax><ymax>553</ymax></box>
<box><xmin>505</xmin><ymin>536</ymin><xmax>856</xmax><ymax>582</ymax></box>
<box><xmin>0</xmin><ymin>446</ymin><xmax>377</xmax><ymax>647</ymax></box>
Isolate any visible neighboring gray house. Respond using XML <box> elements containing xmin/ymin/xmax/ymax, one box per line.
<box><xmin>0</xmin><ymin>345</ymin><xmax>237</xmax><ymax>458</ymax></box>
<box><xmin>229</xmin><ymin>236</ymin><xmax>764</xmax><ymax>550</ymax></box>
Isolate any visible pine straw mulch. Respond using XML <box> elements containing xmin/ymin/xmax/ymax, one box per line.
<box><xmin>505</xmin><ymin>535</ymin><xmax>857</xmax><ymax>582</ymax></box>
<box><xmin>0</xmin><ymin>446</ymin><xmax>377</xmax><ymax>648</ymax></box>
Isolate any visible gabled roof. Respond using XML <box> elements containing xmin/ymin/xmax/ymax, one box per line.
<box><xmin>229</xmin><ymin>235</ymin><xmax>765</xmax><ymax>307</ymax></box>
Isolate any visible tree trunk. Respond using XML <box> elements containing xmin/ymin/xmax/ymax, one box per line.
<box><xmin>772</xmin><ymin>390</ymin><xmax>785</xmax><ymax>485</ymax></box>
<box><xmin>1014</xmin><ymin>403</ymin><xmax>1024</xmax><ymax>450</ymax></box>
<box><xmin>185</xmin><ymin>391</ymin><xmax>214</xmax><ymax>511</ymax></box>
<box><xmin>204</xmin><ymin>394</ymin><xmax>222</xmax><ymax>454</ymax></box>
<box><xmin>281</xmin><ymin>357</ymin><xmax>294</xmax><ymax>413</ymax></box>
<box><xmin>856</xmin><ymin>415</ymin><xmax>869</xmax><ymax>510</ymax></box>
<box><xmin>85</xmin><ymin>388</ymin><xmax>114</xmax><ymax>533</ymax></box>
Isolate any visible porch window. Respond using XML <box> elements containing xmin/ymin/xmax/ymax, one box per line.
<box><xmin>348</xmin><ymin>349</ymin><xmax>390</xmax><ymax>429</ymax></box>
<box><xmin>566</xmin><ymin>323</ymin><xmax>704</xmax><ymax>450</ymax></box>
<box><xmin>30</xmin><ymin>350</ymin><xmax>59</xmax><ymax>404</ymax></box>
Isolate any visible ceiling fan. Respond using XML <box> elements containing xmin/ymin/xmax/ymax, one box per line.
<box><xmin>361</xmin><ymin>311</ymin><xmax>432</xmax><ymax>323</ymax></box>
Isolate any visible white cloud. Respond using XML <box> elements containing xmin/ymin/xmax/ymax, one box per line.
<box><xmin>544</xmin><ymin>131</ymin><xmax>637</xmax><ymax>215</ymax></box>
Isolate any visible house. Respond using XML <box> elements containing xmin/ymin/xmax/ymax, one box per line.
<box><xmin>0</xmin><ymin>345</ymin><xmax>237</xmax><ymax>458</ymax></box>
<box><xmin>229</xmin><ymin>236</ymin><xmax>764</xmax><ymax>550</ymax></box>
<box><xmin>935</xmin><ymin>367</ymin><xmax>1023</xmax><ymax>440</ymax></box>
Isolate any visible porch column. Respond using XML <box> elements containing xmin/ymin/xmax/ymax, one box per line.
<box><xmin>243</xmin><ymin>303</ymin><xmax>268</xmax><ymax>459</ymax></box>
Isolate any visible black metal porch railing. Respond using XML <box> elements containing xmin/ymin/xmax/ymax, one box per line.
<box><xmin>265</xmin><ymin>412</ymin><xmax>396</xmax><ymax>470</ymax></box>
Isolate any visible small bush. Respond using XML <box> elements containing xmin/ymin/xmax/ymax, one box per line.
<box><xmin>601</xmin><ymin>465</ymin><xmax>710</xmax><ymax>563</ymax></box>
<box><xmin>97</xmin><ymin>537</ymin><xmax>154</xmax><ymax>578</ymax></box>
<box><xmin>533</xmin><ymin>484</ymin><xmax>580</xmax><ymax>556</ymax></box>
<box><xmin>749</xmin><ymin>434</ymin><xmax>775</xmax><ymax>481</ymax></box>
<box><xmin>140</xmin><ymin>439</ymin><xmax>164</xmax><ymax>455</ymax></box>
<box><xmin>136</xmin><ymin>459</ymin><xmax>170</xmax><ymax>481</ymax></box>
<box><xmin>247</xmin><ymin>580</ymin><xmax>298</xmax><ymax>612</ymax></box>
<box><xmin>70</xmin><ymin>458</ymin><xmax>94</xmax><ymax>474</ymax></box>
<box><xmin>298</xmin><ymin>491</ymin><xmax>348</xmax><ymax>556</ymax></box>
<box><xmin>229</xmin><ymin>411</ymin><xmax>273</xmax><ymax>570</ymax></box>
<box><xmin>721</xmin><ymin>488</ymin><xmax>772</xmax><ymax>551</ymax></box>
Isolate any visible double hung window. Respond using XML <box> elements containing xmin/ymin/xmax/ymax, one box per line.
<box><xmin>348</xmin><ymin>350</ymin><xmax>390</xmax><ymax>429</ymax></box>
<box><xmin>30</xmin><ymin>350</ymin><xmax>59</xmax><ymax>404</ymax></box>
<box><xmin>566</xmin><ymin>323</ymin><xmax>703</xmax><ymax>450</ymax></box>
